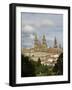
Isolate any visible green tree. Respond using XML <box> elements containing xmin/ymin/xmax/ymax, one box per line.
<box><xmin>53</xmin><ymin>53</ymin><xmax>63</xmax><ymax>75</ymax></box>
<box><xmin>21</xmin><ymin>54</ymin><xmax>36</xmax><ymax>77</ymax></box>
<box><xmin>37</xmin><ymin>58</ymin><xmax>41</xmax><ymax>65</ymax></box>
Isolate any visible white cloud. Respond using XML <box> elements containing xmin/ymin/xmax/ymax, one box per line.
<box><xmin>23</xmin><ymin>25</ymin><xmax>34</xmax><ymax>32</ymax></box>
<box><xmin>41</xmin><ymin>20</ymin><xmax>54</xmax><ymax>26</ymax></box>
<box><xmin>22</xmin><ymin>19</ymin><xmax>54</xmax><ymax>29</ymax></box>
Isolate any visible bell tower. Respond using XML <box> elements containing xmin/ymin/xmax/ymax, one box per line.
<box><xmin>34</xmin><ymin>33</ymin><xmax>38</xmax><ymax>48</ymax></box>
<box><xmin>42</xmin><ymin>34</ymin><xmax>47</xmax><ymax>48</ymax></box>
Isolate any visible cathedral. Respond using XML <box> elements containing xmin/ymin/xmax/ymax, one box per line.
<box><xmin>21</xmin><ymin>33</ymin><xmax>63</xmax><ymax>66</ymax></box>
<box><xmin>34</xmin><ymin>33</ymin><xmax>47</xmax><ymax>51</ymax></box>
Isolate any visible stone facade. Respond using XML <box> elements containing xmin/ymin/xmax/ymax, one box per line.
<box><xmin>22</xmin><ymin>34</ymin><xmax>63</xmax><ymax>66</ymax></box>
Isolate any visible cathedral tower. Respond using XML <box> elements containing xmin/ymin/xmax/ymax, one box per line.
<box><xmin>42</xmin><ymin>34</ymin><xmax>47</xmax><ymax>48</ymax></box>
<box><xmin>34</xmin><ymin>33</ymin><xmax>38</xmax><ymax>48</ymax></box>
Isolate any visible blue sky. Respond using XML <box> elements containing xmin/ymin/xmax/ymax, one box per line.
<box><xmin>21</xmin><ymin>12</ymin><xmax>63</xmax><ymax>48</ymax></box>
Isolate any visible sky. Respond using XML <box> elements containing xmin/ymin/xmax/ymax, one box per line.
<box><xmin>21</xmin><ymin>12</ymin><xmax>63</xmax><ymax>48</ymax></box>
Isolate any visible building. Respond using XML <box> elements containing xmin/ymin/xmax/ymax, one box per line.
<box><xmin>21</xmin><ymin>33</ymin><xmax>63</xmax><ymax>66</ymax></box>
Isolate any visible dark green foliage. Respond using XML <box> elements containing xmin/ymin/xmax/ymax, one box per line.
<box><xmin>37</xmin><ymin>58</ymin><xmax>41</xmax><ymax>65</ymax></box>
<box><xmin>53</xmin><ymin>53</ymin><xmax>63</xmax><ymax>75</ymax></box>
<box><xmin>21</xmin><ymin>53</ymin><xmax>63</xmax><ymax>77</ymax></box>
<box><xmin>21</xmin><ymin>55</ymin><xmax>51</xmax><ymax>77</ymax></box>
<box><xmin>21</xmin><ymin>55</ymin><xmax>36</xmax><ymax>77</ymax></box>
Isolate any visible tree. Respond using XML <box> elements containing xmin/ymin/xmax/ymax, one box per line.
<box><xmin>53</xmin><ymin>53</ymin><xmax>63</xmax><ymax>75</ymax></box>
<box><xmin>37</xmin><ymin>58</ymin><xmax>41</xmax><ymax>65</ymax></box>
<box><xmin>21</xmin><ymin>54</ymin><xmax>36</xmax><ymax>77</ymax></box>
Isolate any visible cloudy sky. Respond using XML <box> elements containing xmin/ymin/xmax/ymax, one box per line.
<box><xmin>21</xmin><ymin>12</ymin><xmax>63</xmax><ymax>48</ymax></box>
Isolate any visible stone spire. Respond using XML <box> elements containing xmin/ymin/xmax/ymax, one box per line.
<box><xmin>54</xmin><ymin>37</ymin><xmax>57</xmax><ymax>48</ymax></box>
<box><xmin>34</xmin><ymin>33</ymin><xmax>38</xmax><ymax>48</ymax></box>
<box><xmin>35</xmin><ymin>33</ymin><xmax>37</xmax><ymax>40</ymax></box>
<box><xmin>42</xmin><ymin>34</ymin><xmax>47</xmax><ymax>48</ymax></box>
